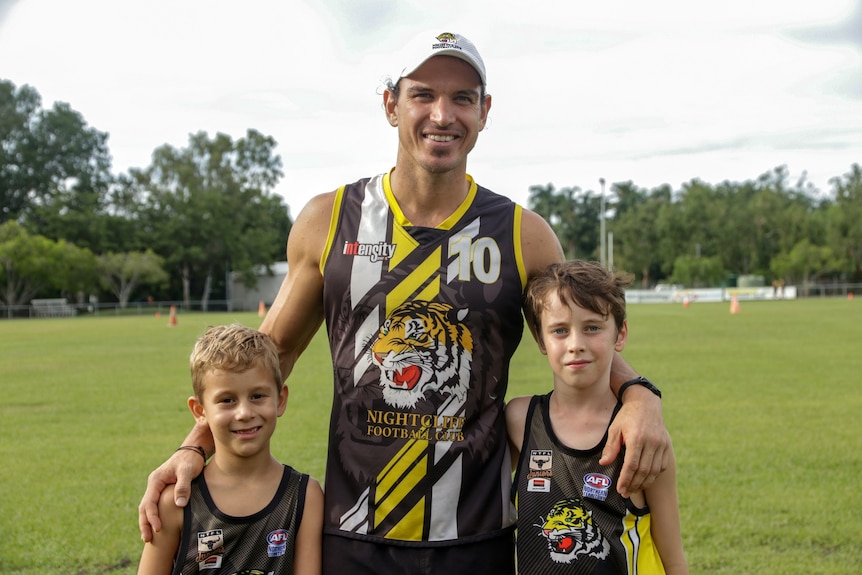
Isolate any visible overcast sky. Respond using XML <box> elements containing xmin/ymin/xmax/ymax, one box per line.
<box><xmin>2</xmin><ymin>0</ymin><xmax>861</xmax><ymax>217</ymax></box>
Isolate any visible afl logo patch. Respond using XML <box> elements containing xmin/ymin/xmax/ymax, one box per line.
<box><xmin>267</xmin><ymin>529</ymin><xmax>289</xmax><ymax>557</ymax></box>
<box><xmin>582</xmin><ymin>473</ymin><xmax>612</xmax><ymax>501</ymax></box>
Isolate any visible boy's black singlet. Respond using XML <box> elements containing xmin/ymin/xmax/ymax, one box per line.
<box><xmin>513</xmin><ymin>393</ymin><xmax>664</xmax><ymax>574</ymax></box>
<box><xmin>321</xmin><ymin>172</ymin><xmax>527</xmax><ymax>545</ymax></box>
<box><xmin>173</xmin><ymin>465</ymin><xmax>308</xmax><ymax>575</ymax></box>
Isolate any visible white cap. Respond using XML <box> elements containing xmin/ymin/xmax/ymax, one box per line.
<box><xmin>392</xmin><ymin>31</ymin><xmax>486</xmax><ymax>88</ymax></box>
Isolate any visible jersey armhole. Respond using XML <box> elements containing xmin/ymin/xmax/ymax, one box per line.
<box><xmin>511</xmin><ymin>394</ymin><xmax>541</xmax><ymax>502</ymax></box>
<box><xmin>319</xmin><ymin>185</ymin><xmax>346</xmax><ymax>274</ymax></box>
<box><xmin>513</xmin><ymin>205</ymin><xmax>527</xmax><ymax>291</ymax></box>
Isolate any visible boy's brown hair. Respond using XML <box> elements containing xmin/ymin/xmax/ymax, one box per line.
<box><xmin>189</xmin><ymin>324</ymin><xmax>283</xmax><ymax>398</ymax></box>
<box><xmin>526</xmin><ymin>260</ymin><xmax>633</xmax><ymax>336</ymax></box>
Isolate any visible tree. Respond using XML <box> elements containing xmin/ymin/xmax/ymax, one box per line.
<box><xmin>671</xmin><ymin>255</ymin><xmax>726</xmax><ymax>288</ymax></box>
<box><xmin>0</xmin><ymin>80</ymin><xmax>41</xmax><ymax>222</ymax></box>
<box><xmin>0</xmin><ymin>79</ymin><xmax>113</xmax><ymax>243</ymax></box>
<box><xmin>98</xmin><ymin>250</ymin><xmax>169</xmax><ymax>308</ymax></box>
<box><xmin>528</xmin><ymin>183</ymin><xmax>600</xmax><ymax>260</ymax></box>
<box><xmin>611</xmin><ymin>184</ymin><xmax>674</xmax><ymax>287</ymax></box>
<box><xmin>770</xmin><ymin>239</ymin><xmax>840</xmax><ymax>291</ymax></box>
<box><xmin>137</xmin><ymin>130</ymin><xmax>286</xmax><ymax>309</ymax></box>
<box><xmin>826</xmin><ymin>163</ymin><xmax>862</xmax><ymax>278</ymax></box>
<box><xmin>0</xmin><ymin>221</ymin><xmax>97</xmax><ymax>311</ymax></box>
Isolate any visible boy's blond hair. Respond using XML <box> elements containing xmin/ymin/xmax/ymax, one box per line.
<box><xmin>526</xmin><ymin>260</ymin><xmax>633</xmax><ymax>335</ymax></box>
<box><xmin>189</xmin><ymin>324</ymin><xmax>283</xmax><ymax>398</ymax></box>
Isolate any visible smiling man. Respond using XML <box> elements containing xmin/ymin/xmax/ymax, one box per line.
<box><xmin>139</xmin><ymin>31</ymin><xmax>671</xmax><ymax>575</ymax></box>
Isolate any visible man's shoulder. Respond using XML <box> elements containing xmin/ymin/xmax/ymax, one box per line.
<box><xmin>474</xmin><ymin>181</ymin><xmax>518</xmax><ymax>204</ymax></box>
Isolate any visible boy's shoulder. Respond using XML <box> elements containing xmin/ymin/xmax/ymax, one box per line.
<box><xmin>505</xmin><ymin>395</ymin><xmax>540</xmax><ymax>452</ymax></box>
<box><xmin>156</xmin><ymin>483</ymin><xmax>185</xmax><ymax>531</ymax></box>
<box><xmin>505</xmin><ymin>395</ymin><xmax>536</xmax><ymax>423</ymax></box>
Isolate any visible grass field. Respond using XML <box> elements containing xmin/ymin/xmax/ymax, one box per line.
<box><xmin>1</xmin><ymin>298</ymin><xmax>860</xmax><ymax>574</ymax></box>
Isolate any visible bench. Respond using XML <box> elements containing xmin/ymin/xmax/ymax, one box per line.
<box><xmin>31</xmin><ymin>298</ymin><xmax>77</xmax><ymax>318</ymax></box>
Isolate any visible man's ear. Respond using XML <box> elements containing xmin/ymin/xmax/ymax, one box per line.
<box><xmin>383</xmin><ymin>89</ymin><xmax>398</xmax><ymax>126</ymax></box>
<box><xmin>478</xmin><ymin>93</ymin><xmax>492</xmax><ymax>131</ymax></box>
<box><xmin>188</xmin><ymin>396</ymin><xmax>206</xmax><ymax>423</ymax></box>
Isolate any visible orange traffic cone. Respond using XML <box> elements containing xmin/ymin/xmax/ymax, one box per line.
<box><xmin>849</xmin><ymin>293</ymin><xmax>855</xmax><ymax>301</ymax></box>
<box><xmin>682</xmin><ymin>294</ymin><xmax>690</xmax><ymax>308</ymax></box>
<box><xmin>258</xmin><ymin>300</ymin><xmax>266</xmax><ymax>317</ymax></box>
<box><xmin>168</xmin><ymin>305</ymin><xmax>177</xmax><ymax>326</ymax></box>
<box><xmin>730</xmin><ymin>294</ymin><xmax>740</xmax><ymax>314</ymax></box>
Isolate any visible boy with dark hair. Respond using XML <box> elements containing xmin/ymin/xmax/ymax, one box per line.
<box><xmin>507</xmin><ymin>261</ymin><xmax>687</xmax><ymax>574</ymax></box>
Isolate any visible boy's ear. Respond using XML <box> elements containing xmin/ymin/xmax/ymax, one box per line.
<box><xmin>537</xmin><ymin>338</ymin><xmax>548</xmax><ymax>355</ymax></box>
<box><xmin>615</xmin><ymin>320</ymin><xmax>628</xmax><ymax>352</ymax></box>
<box><xmin>188</xmin><ymin>396</ymin><xmax>206</xmax><ymax>422</ymax></box>
<box><xmin>276</xmin><ymin>384</ymin><xmax>289</xmax><ymax>417</ymax></box>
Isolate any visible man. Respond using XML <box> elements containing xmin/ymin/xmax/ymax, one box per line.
<box><xmin>139</xmin><ymin>31</ymin><xmax>670</xmax><ymax>574</ymax></box>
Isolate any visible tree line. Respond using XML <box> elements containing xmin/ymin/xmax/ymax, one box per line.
<box><xmin>2</xmin><ymin>77</ymin><xmax>860</xmax><ymax>310</ymax></box>
<box><xmin>1</xmin><ymin>79</ymin><xmax>291</xmax><ymax>309</ymax></box>
<box><xmin>529</xmin><ymin>165</ymin><xmax>862</xmax><ymax>289</ymax></box>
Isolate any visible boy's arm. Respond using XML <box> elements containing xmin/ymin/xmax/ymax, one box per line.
<box><xmin>137</xmin><ymin>485</ymin><xmax>184</xmax><ymax>575</ymax></box>
<box><xmin>643</xmin><ymin>445</ymin><xmax>688</xmax><ymax>575</ymax></box>
<box><xmin>293</xmin><ymin>477</ymin><xmax>324</xmax><ymax>575</ymax></box>
<box><xmin>504</xmin><ymin>396</ymin><xmax>531</xmax><ymax>472</ymax></box>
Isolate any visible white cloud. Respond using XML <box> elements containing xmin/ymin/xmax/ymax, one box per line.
<box><xmin>1</xmin><ymin>0</ymin><xmax>860</xmax><ymax>216</ymax></box>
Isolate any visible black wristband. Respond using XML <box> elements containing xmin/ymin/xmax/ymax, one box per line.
<box><xmin>618</xmin><ymin>376</ymin><xmax>662</xmax><ymax>400</ymax></box>
<box><xmin>176</xmin><ymin>445</ymin><xmax>207</xmax><ymax>462</ymax></box>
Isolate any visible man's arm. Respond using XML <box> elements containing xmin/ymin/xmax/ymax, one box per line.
<box><xmin>138</xmin><ymin>421</ymin><xmax>212</xmax><ymax>542</ymax></box>
<box><xmin>603</xmin><ymin>354</ymin><xmax>670</xmax><ymax>497</ymax></box>
<box><xmin>138</xmin><ymin>192</ymin><xmax>334</xmax><ymax>542</ymax></box>
<box><xmin>519</xmin><ymin>208</ymin><xmax>565</xmax><ymax>338</ymax></box>
<box><xmin>519</xmin><ymin>208</ymin><xmax>669</xmax><ymax>496</ymax></box>
<box><xmin>259</xmin><ymin>191</ymin><xmax>334</xmax><ymax>379</ymax></box>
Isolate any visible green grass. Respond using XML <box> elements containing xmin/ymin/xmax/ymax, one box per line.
<box><xmin>1</xmin><ymin>299</ymin><xmax>860</xmax><ymax>573</ymax></box>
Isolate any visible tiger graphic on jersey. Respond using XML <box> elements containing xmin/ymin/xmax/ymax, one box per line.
<box><xmin>370</xmin><ymin>300</ymin><xmax>473</xmax><ymax>409</ymax></box>
<box><xmin>537</xmin><ymin>498</ymin><xmax>611</xmax><ymax>564</ymax></box>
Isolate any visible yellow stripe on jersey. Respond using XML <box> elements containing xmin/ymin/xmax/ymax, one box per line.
<box><xmin>621</xmin><ymin>511</ymin><xmax>666</xmax><ymax>574</ymax></box>
<box><xmin>513</xmin><ymin>204</ymin><xmax>527</xmax><ymax>291</ymax></box>
<box><xmin>386</xmin><ymin>246</ymin><xmax>442</xmax><ymax>314</ymax></box>
<box><xmin>388</xmin><ymin>222</ymin><xmax>418</xmax><ymax>269</ymax></box>
<box><xmin>375</xmin><ymin>434</ymin><xmax>431</xmax><ymax>539</ymax></box>
<box><xmin>319</xmin><ymin>185</ymin><xmax>346</xmax><ymax>274</ymax></box>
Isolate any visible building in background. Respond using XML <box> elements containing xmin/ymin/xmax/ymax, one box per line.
<box><xmin>230</xmin><ymin>261</ymin><xmax>288</xmax><ymax>311</ymax></box>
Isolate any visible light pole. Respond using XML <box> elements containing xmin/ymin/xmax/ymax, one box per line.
<box><xmin>599</xmin><ymin>178</ymin><xmax>606</xmax><ymax>268</ymax></box>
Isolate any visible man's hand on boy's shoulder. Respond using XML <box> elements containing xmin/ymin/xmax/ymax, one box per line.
<box><xmin>601</xmin><ymin>388</ymin><xmax>670</xmax><ymax>497</ymax></box>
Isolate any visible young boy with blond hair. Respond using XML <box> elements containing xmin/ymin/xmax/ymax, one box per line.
<box><xmin>138</xmin><ymin>324</ymin><xmax>322</xmax><ymax>575</ymax></box>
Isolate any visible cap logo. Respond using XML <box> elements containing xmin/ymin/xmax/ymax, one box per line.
<box><xmin>436</xmin><ymin>32</ymin><xmax>458</xmax><ymax>44</ymax></box>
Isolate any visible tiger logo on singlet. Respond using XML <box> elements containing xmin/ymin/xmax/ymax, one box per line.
<box><xmin>537</xmin><ymin>498</ymin><xmax>611</xmax><ymax>564</ymax></box>
<box><xmin>370</xmin><ymin>300</ymin><xmax>472</xmax><ymax>410</ymax></box>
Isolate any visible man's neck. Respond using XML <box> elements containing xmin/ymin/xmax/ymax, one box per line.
<box><xmin>389</xmin><ymin>164</ymin><xmax>471</xmax><ymax>228</ymax></box>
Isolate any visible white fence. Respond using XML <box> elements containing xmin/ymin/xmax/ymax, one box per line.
<box><xmin>626</xmin><ymin>285</ymin><xmax>798</xmax><ymax>304</ymax></box>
